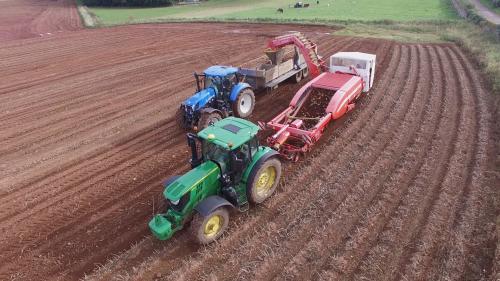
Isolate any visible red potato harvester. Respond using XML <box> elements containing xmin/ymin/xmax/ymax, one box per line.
<box><xmin>260</xmin><ymin>33</ymin><xmax>376</xmax><ymax>161</ymax></box>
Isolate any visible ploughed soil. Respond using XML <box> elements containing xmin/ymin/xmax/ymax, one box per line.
<box><xmin>0</xmin><ymin>2</ymin><xmax>498</xmax><ymax>281</ymax></box>
<box><xmin>0</xmin><ymin>0</ymin><xmax>80</xmax><ymax>41</ymax></box>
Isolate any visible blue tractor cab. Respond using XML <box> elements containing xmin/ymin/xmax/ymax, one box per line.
<box><xmin>178</xmin><ymin>65</ymin><xmax>255</xmax><ymax>130</ymax></box>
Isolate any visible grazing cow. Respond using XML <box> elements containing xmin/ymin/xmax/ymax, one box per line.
<box><xmin>277</xmin><ymin>8</ymin><xmax>284</xmax><ymax>13</ymax></box>
<box><xmin>304</xmin><ymin>3</ymin><xmax>310</xmax><ymax>7</ymax></box>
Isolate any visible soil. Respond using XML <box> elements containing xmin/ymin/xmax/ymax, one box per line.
<box><xmin>0</xmin><ymin>1</ymin><xmax>498</xmax><ymax>281</ymax></box>
<box><xmin>0</xmin><ymin>0</ymin><xmax>80</xmax><ymax>41</ymax></box>
<box><xmin>294</xmin><ymin>88</ymin><xmax>335</xmax><ymax>129</ymax></box>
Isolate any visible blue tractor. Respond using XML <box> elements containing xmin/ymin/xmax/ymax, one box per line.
<box><xmin>178</xmin><ymin>66</ymin><xmax>256</xmax><ymax>130</ymax></box>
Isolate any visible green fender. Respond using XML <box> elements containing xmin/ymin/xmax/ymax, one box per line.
<box><xmin>242</xmin><ymin>146</ymin><xmax>279</xmax><ymax>183</ymax></box>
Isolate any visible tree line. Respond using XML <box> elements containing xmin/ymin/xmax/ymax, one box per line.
<box><xmin>82</xmin><ymin>0</ymin><xmax>176</xmax><ymax>7</ymax></box>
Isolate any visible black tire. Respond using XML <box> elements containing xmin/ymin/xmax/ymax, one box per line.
<box><xmin>198</xmin><ymin>111</ymin><xmax>222</xmax><ymax>130</ymax></box>
<box><xmin>246</xmin><ymin>156</ymin><xmax>282</xmax><ymax>204</ymax></box>
<box><xmin>302</xmin><ymin>67</ymin><xmax>309</xmax><ymax>78</ymax></box>
<box><xmin>190</xmin><ymin>207</ymin><xmax>229</xmax><ymax>245</ymax></box>
<box><xmin>232</xmin><ymin>88</ymin><xmax>255</xmax><ymax>118</ymax></box>
<box><xmin>294</xmin><ymin>70</ymin><xmax>303</xmax><ymax>83</ymax></box>
<box><xmin>175</xmin><ymin>107</ymin><xmax>186</xmax><ymax>129</ymax></box>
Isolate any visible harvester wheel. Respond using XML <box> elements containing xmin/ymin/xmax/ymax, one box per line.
<box><xmin>294</xmin><ymin>70</ymin><xmax>303</xmax><ymax>83</ymax></box>
<box><xmin>247</xmin><ymin>157</ymin><xmax>282</xmax><ymax>204</ymax></box>
<box><xmin>198</xmin><ymin>111</ymin><xmax>222</xmax><ymax>130</ymax></box>
<box><xmin>302</xmin><ymin>67</ymin><xmax>309</xmax><ymax>78</ymax></box>
<box><xmin>190</xmin><ymin>207</ymin><xmax>229</xmax><ymax>244</ymax></box>
<box><xmin>232</xmin><ymin>88</ymin><xmax>255</xmax><ymax>118</ymax></box>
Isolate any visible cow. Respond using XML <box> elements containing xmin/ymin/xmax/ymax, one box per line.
<box><xmin>277</xmin><ymin>8</ymin><xmax>284</xmax><ymax>13</ymax></box>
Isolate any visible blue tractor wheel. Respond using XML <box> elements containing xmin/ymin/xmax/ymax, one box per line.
<box><xmin>232</xmin><ymin>88</ymin><xmax>255</xmax><ymax>118</ymax></box>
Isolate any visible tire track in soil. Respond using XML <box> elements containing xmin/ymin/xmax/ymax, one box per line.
<box><xmin>437</xmin><ymin>46</ymin><xmax>496</xmax><ymax>281</ymax></box>
<box><xmin>396</xmin><ymin>46</ymin><xmax>479</xmax><ymax>281</ymax></box>
<box><xmin>312</xmin><ymin>44</ymin><xmax>437</xmax><ymax>280</ymax></box>
<box><xmin>1</xmin><ymin>24</ymin><xmax>338</xmax><ymax>277</ymax></box>
<box><xmin>0</xmin><ymin>118</ymin><xmax>182</xmax><ymax>223</ymax></box>
<box><xmin>0</xmin><ymin>121</ymin><xmax>187</xmax><ymax>279</ymax></box>
<box><xmin>154</xmin><ymin>42</ymin><xmax>407</xmax><ymax>281</ymax></box>
<box><xmin>0</xmin><ymin>38</ymin><xmax>260</xmax><ymax>174</ymax></box>
<box><xmin>0</xmin><ymin>32</ymin><xmax>282</xmax><ymax>192</ymax></box>
<box><xmin>249</xmin><ymin>44</ymin><xmax>424</xmax><ymax>281</ymax></box>
<box><xmin>91</xmin><ymin>37</ymin><xmax>366</xmax><ymax>281</ymax></box>
<box><xmin>0</xmin><ymin>36</ymin><xmax>266</xmax><ymax>189</ymax></box>
<box><xmin>349</xmin><ymin>45</ymin><xmax>457</xmax><ymax>281</ymax></box>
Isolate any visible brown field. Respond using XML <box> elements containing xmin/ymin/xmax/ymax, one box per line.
<box><xmin>0</xmin><ymin>0</ymin><xmax>80</xmax><ymax>41</ymax></box>
<box><xmin>0</xmin><ymin>1</ymin><xmax>498</xmax><ymax>281</ymax></box>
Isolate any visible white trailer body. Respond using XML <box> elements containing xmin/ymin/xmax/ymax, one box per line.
<box><xmin>329</xmin><ymin>52</ymin><xmax>376</xmax><ymax>92</ymax></box>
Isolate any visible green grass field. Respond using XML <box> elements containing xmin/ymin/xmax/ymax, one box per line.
<box><xmin>88</xmin><ymin>0</ymin><xmax>458</xmax><ymax>25</ymax></box>
<box><xmin>479</xmin><ymin>0</ymin><xmax>500</xmax><ymax>15</ymax></box>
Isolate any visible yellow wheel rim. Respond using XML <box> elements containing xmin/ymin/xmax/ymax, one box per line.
<box><xmin>204</xmin><ymin>215</ymin><xmax>223</xmax><ymax>238</ymax></box>
<box><xmin>256</xmin><ymin>166</ymin><xmax>276</xmax><ymax>197</ymax></box>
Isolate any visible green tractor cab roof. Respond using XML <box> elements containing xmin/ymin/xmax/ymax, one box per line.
<box><xmin>197</xmin><ymin>117</ymin><xmax>259</xmax><ymax>150</ymax></box>
<box><xmin>203</xmin><ymin>65</ymin><xmax>239</xmax><ymax>77</ymax></box>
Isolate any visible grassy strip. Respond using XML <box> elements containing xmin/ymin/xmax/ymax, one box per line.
<box><xmin>336</xmin><ymin>21</ymin><xmax>499</xmax><ymax>93</ymax></box>
<box><xmin>75</xmin><ymin>0</ymin><xmax>100</xmax><ymax>27</ymax></box>
<box><xmin>87</xmin><ymin>0</ymin><xmax>458</xmax><ymax>25</ymax></box>
<box><xmin>479</xmin><ymin>0</ymin><xmax>500</xmax><ymax>14</ymax></box>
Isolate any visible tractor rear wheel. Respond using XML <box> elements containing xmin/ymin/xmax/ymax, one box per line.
<box><xmin>232</xmin><ymin>88</ymin><xmax>255</xmax><ymax>118</ymax></box>
<box><xmin>198</xmin><ymin>111</ymin><xmax>222</xmax><ymax>130</ymax></box>
<box><xmin>190</xmin><ymin>207</ymin><xmax>229</xmax><ymax>245</ymax></box>
<box><xmin>294</xmin><ymin>70</ymin><xmax>303</xmax><ymax>83</ymax></box>
<box><xmin>247</xmin><ymin>157</ymin><xmax>282</xmax><ymax>204</ymax></box>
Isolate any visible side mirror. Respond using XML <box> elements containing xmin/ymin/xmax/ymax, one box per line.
<box><xmin>187</xmin><ymin>133</ymin><xmax>202</xmax><ymax>168</ymax></box>
<box><xmin>230</xmin><ymin>152</ymin><xmax>245</xmax><ymax>172</ymax></box>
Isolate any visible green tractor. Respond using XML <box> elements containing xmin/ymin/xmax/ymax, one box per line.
<box><xmin>149</xmin><ymin>117</ymin><xmax>282</xmax><ymax>244</ymax></box>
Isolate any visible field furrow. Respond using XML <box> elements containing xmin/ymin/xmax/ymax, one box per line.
<box><xmin>0</xmin><ymin>12</ymin><xmax>496</xmax><ymax>281</ymax></box>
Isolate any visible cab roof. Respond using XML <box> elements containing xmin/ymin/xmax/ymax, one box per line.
<box><xmin>197</xmin><ymin>117</ymin><xmax>259</xmax><ymax>150</ymax></box>
<box><xmin>331</xmin><ymin>52</ymin><xmax>376</xmax><ymax>62</ymax></box>
<box><xmin>204</xmin><ymin>65</ymin><xmax>239</xmax><ymax>77</ymax></box>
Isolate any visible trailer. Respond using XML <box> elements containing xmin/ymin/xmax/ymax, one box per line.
<box><xmin>177</xmin><ymin>32</ymin><xmax>320</xmax><ymax>130</ymax></box>
<box><xmin>239</xmin><ymin>47</ymin><xmax>309</xmax><ymax>90</ymax></box>
<box><xmin>261</xmin><ymin>51</ymin><xmax>376</xmax><ymax>161</ymax></box>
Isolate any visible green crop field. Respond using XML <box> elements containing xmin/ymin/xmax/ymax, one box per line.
<box><xmin>87</xmin><ymin>0</ymin><xmax>458</xmax><ymax>25</ymax></box>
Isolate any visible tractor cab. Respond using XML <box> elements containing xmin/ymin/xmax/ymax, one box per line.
<box><xmin>150</xmin><ymin>118</ymin><xmax>281</xmax><ymax>243</ymax></box>
<box><xmin>196</xmin><ymin>66</ymin><xmax>241</xmax><ymax>96</ymax></box>
<box><xmin>188</xmin><ymin>117</ymin><xmax>260</xmax><ymax>185</ymax></box>
<box><xmin>180</xmin><ymin>66</ymin><xmax>256</xmax><ymax>129</ymax></box>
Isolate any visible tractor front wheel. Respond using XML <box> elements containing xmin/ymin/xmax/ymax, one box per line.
<box><xmin>232</xmin><ymin>88</ymin><xmax>255</xmax><ymax>118</ymax></box>
<box><xmin>190</xmin><ymin>207</ymin><xmax>229</xmax><ymax>245</ymax></box>
<box><xmin>198</xmin><ymin>111</ymin><xmax>222</xmax><ymax>130</ymax></box>
<box><xmin>247</xmin><ymin>157</ymin><xmax>282</xmax><ymax>204</ymax></box>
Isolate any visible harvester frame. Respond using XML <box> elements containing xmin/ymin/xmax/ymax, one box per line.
<box><xmin>262</xmin><ymin>33</ymin><xmax>377</xmax><ymax>161</ymax></box>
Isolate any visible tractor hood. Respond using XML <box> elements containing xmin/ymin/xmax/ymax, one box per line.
<box><xmin>164</xmin><ymin>161</ymin><xmax>220</xmax><ymax>201</ymax></box>
<box><xmin>182</xmin><ymin>87</ymin><xmax>217</xmax><ymax>110</ymax></box>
